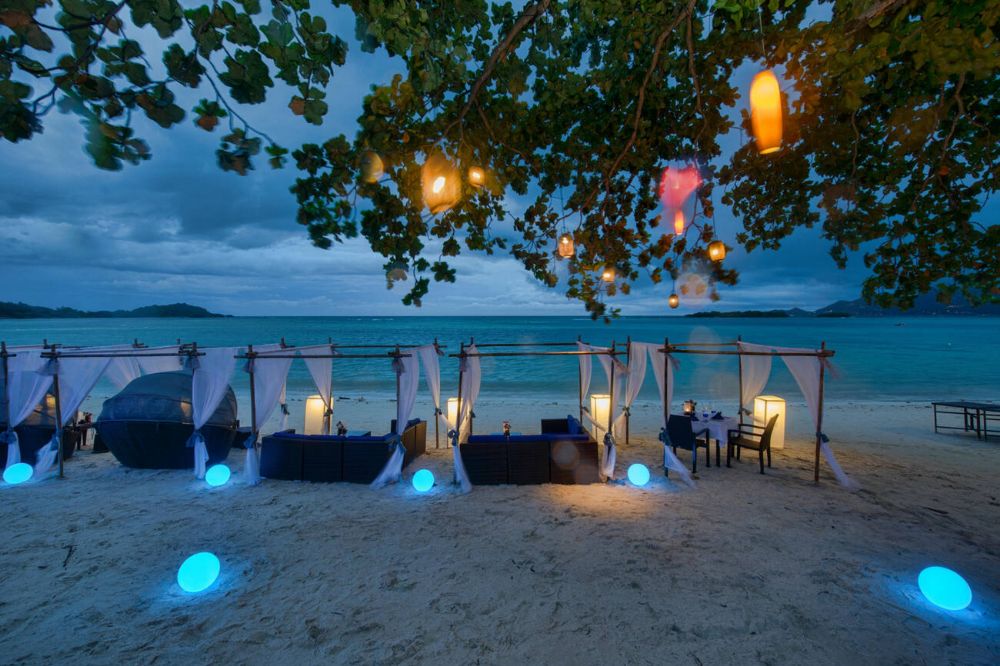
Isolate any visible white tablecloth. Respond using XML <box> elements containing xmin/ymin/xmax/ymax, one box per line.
<box><xmin>690</xmin><ymin>416</ymin><xmax>738</xmax><ymax>443</ymax></box>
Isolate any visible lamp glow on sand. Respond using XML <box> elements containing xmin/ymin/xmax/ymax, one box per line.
<box><xmin>627</xmin><ymin>463</ymin><xmax>650</xmax><ymax>487</ymax></box>
<box><xmin>3</xmin><ymin>462</ymin><xmax>32</xmax><ymax>485</ymax></box>
<box><xmin>205</xmin><ymin>464</ymin><xmax>231</xmax><ymax>487</ymax></box>
<box><xmin>918</xmin><ymin>566</ymin><xmax>972</xmax><ymax>611</ymax></box>
<box><xmin>177</xmin><ymin>552</ymin><xmax>221</xmax><ymax>593</ymax></box>
<box><xmin>412</xmin><ymin>469</ymin><xmax>434</xmax><ymax>492</ymax></box>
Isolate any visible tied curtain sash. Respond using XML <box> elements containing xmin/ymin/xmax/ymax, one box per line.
<box><xmin>371</xmin><ymin>353</ymin><xmax>421</xmax><ymax>488</ymax></box>
<box><xmin>188</xmin><ymin>347</ymin><xmax>239</xmax><ymax>479</ymax></box>
<box><xmin>243</xmin><ymin>344</ymin><xmax>293</xmax><ymax>485</ymax></box>
<box><xmin>739</xmin><ymin>341</ymin><xmax>855</xmax><ymax>489</ymax></box>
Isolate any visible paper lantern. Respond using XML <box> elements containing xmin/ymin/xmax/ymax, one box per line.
<box><xmin>673</xmin><ymin>210</ymin><xmax>685</xmax><ymax>236</ymax></box>
<box><xmin>589</xmin><ymin>393</ymin><xmax>611</xmax><ymax>440</ymax></box>
<box><xmin>918</xmin><ymin>566</ymin><xmax>972</xmax><ymax>611</ymax></box>
<box><xmin>708</xmin><ymin>240</ymin><xmax>726</xmax><ymax>262</ymax></box>
<box><xmin>3</xmin><ymin>462</ymin><xmax>32</xmax><ymax>485</ymax></box>
<box><xmin>205</xmin><ymin>464</ymin><xmax>231</xmax><ymax>487</ymax></box>
<box><xmin>304</xmin><ymin>394</ymin><xmax>331</xmax><ymax>435</ymax></box>
<box><xmin>601</xmin><ymin>267</ymin><xmax>615</xmax><ymax>283</ymax></box>
<box><xmin>557</xmin><ymin>233</ymin><xmax>575</xmax><ymax>258</ymax></box>
<box><xmin>753</xmin><ymin>395</ymin><xmax>786</xmax><ymax>450</ymax></box>
<box><xmin>658</xmin><ymin>166</ymin><xmax>702</xmax><ymax>209</ymax></box>
<box><xmin>468</xmin><ymin>166</ymin><xmax>485</xmax><ymax>188</ymax></box>
<box><xmin>177</xmin><ymin>552</ymin><xmax>220</xmax><ymax>593</ymax></box>
<box><xmin>422</xmin><ymin>153</ymin><xmax>461</xmax><ymax>213</ymax></box>
<box><xmin>668</xmin><ymin>293</ymin><xmax>680</xmax><ymax>309</ymax></box>
<box><xmin>446</xmin><ymin>397</ymin><xmax>460</xmax><ymax>428</ymax></box>
<box><xmin>750</xmin><ymin>70</ymin><xmax>783</xmax><ymax>155</ymax></box>
<box><xmin>627</xmin><ymin>463</ymin><xmax>650</xmax><ymax>487</ymax></box>
<box><xmin>412</xmin><ymin>468</ymin><xmax>434</xmax><ymax>492</ymax></box>
<box><xmin>360</xmin><ymin>151</ymin><xmax>384</xmax><ymax>183</ymax></box>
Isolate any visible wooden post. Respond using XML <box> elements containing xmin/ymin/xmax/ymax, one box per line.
<box><xmin>49</xmin><ymin>346</ymin><xmax>65</xmax><ymax>479</ymax></box>
<box><xmin>1</xmin><ymin>342</ymin><xmax>9</xmax><ymax>427</ymax></box>
<box><xmin>625</xmin><ymin>336</ymin><xmax>631</xmax><ymax>447</ymax></box>
<box><xmin>247</xmin><ymin>345</ymin><xmax>258</xmax><ymax>446</ymax></box>
<box><xmin>394</xmin><ymin>346</ymin><xmax>401</xmax><ymax>433</ymax></box>
<box><xmin>737</xmin><ymin>334</ymin><xmax>744</xmax><ymax>427</ymax></box>
<box><xmin>455</xmin><ymin>342</ymin><xmax>465</xmax><ymax>471</ymax></box>
<box><xmin>663</xmin><ymin>337</ymin><xmax>670</xmax><ymax>428</ymax></box>
<box><xmin>608</xmin><ymin>341</ymin><xmax>616</xmax><ymax>438</ymax></box>
<box><xmin>326</xmin><ymin>342</ymin><xmax>334</xmax><ymax>435</ymax></box>
<box><xmin>468</xmin><ymin>339</ymin><xmax>474</xmax><ymax>436</ymax></box>
<box><xmin>434</xmin><ymin>338</ymin><xmax>440</xmax><ymax>448</ymax></box>
<box><xmin>576</xmin><ymin>335</ymin><xmax>584</xmax><ymax>424</ymax></box>
<box><xmin>814</xmin><ymin>341</ymin><xmax>826</xmax><ymax>483</ymax></box>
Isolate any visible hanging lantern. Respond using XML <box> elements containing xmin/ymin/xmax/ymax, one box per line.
<box><xmin>750</xmin><ymin>70</ymin><xmax>783</xmax><ymax>155</ymax></box>
<box><xmin>673</xmin><ymin>210</ymin><xmax>685</xmax><ymax>236</ymax></box>
<box><xmin>668</xmin><ymin>293</ymin><xmax>680</xmax><ymax>309</ymax></box>
<box><xmin>557</xmin><ymin>233</ymin><xmax>575</xmax><ymax>258</ymax></box>
<box><xmin>359</xmin><ymin>151</ymin><xmax>384</xmax><ymax>183</ymax></box>
<box><xmin>658</xmin><ymin>166</ymin><xmax>702</xmax><ymax>209</ymax></box>
<box><xmin>601</xmin><ymin>266</ymin><xmax>615</xmax><ymax>283</ymax></box>
<box><xmin>708</xmin><ymin>240</ymin><xmax>727</xmax><ymax>262</ymax></box>
<box><xmin>422</xmin><ymin>153</ymin><xmax>461</xmax><ymax>213</ymax></box>
<box><xmin>468</xmin><ymin>166</ymin><xmax>485</xmax><ymax>188</ymax></box>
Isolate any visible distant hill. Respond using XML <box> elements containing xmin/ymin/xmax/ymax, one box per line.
<box><xmin>688</xmin><ymin>293</ymin><xmax>998</xmax><ymax>318</ymax></box>
<box><xmin>0</xmin><ymin>302</ymin><xmax>228</xmax><ymax>319</ymax></box>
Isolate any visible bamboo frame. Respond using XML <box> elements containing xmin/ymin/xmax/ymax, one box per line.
<box><xmin>661</xmin><ymin>340</ymin><xmax>836</xmax><ymax>484</ymax></box>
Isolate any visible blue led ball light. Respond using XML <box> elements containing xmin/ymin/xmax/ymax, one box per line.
<box><xmin>412</xmin><ymin>469</ymin><xmax>434</xmax><ymax>492</ymax></box>
<box><xmin>177</xmin><ymin>552</ymin><xmax>221</xmax><ymax>593</ymax></box>
<box><xmin>918</xmin><ymin>566</ymin><xmax>972</xmax><ymax>611</ymax></box>
<box><xmin>627</xmin><ymin>463</ymin><xmax>651</xmax><ymax>487</ymax></box>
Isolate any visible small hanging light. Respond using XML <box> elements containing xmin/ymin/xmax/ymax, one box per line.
<box><xmin>708</xmin><ymin>240</ymin><xmax>727</xmax><ymax>262</ymax></box>
<box><xmin>468</xmin><ymin>166</ymin><xmax>485</xmax><ymax>188</ymax></box>
<box><xmin>422</xmin><ymin>152</ymin><xmax>461</xmax><ymax>213</ymax></box>
<box><xmin>557</xmin><ymin>232</ymin><xmax>575</xmax><ymax>258</ymax></box>
<box><xmin>750</xmin><ymin>69</ymin><xmax>783</xmax><ymax>155</ymax></box>
<box><xmin>668</xmin><ymin>292</ymin><xmax>680</xmax><ymax>309</ymax></box>
<box><xmin>673</xmin><ymin>210</ymin><xmax>685</xmax><ymax>236</ymax></box>
<box><xmin>601</xmin><ymin>266</ymin><xmax>615</xmax><ymax>283</ymax></box>
<box><xmin>359</xmin><ymin>151</ymin><xmax>384</xmax><ymax>183</ymax></box>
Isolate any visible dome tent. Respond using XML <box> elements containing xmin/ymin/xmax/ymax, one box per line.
<box><xmin>96</xmin><ymin>371</ymin><xmax>237</xmax><ymax>469</ymax></box>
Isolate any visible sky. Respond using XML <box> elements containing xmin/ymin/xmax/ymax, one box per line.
<box><xmin>0</xmin><ymin>5</ymin><xmax>925</xmax><ymax>316</ymax></box>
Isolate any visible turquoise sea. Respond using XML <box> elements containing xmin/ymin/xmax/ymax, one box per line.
<box><xmin>0</xmin><ymin>317</ymin><xmax>996</xmax><ymax>409</ymax></box>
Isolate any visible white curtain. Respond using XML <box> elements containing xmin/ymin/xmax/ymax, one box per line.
<box><xmin>3</xmin><ymin>347</ymin><xmax>51</xmax><ymax>468</ymax></box>
<box><xmin>300</xmin><ymin>345</ymin><xmax>333</xmax><ymax>433</ymax></box>
<box><xmin>613</xmin><ymin>344</ymin><xmax>647</xmax><ymax>439</ymax></box>
<box><xmin>415</xmin><ymin>344</ymin><xmax>446</xmax><ymax>435</ymax></box>
<box><xmin>104</xmin><ymin>346</ymin><xmax>182</xmax><ymax>390</ymax></box>
<box><xmin>451</xmin><ymin>344</ymin><xmax>480</xmax><ymax>493</ymax></box>
<box><xmin>741</xmin><ymin>341</ymin><xmax>855</xmax><ymax>489</ymax></box>
<box><xmin>243</xmin><ymin>344</ymin><xmax>293</xmax><ymax>485</ymax></box>
<box><xmin>371</xmin><ymin>353</ymin><xmax>421</xmax><ymax>488</ymax></box>
<box><xmin>105</xmin><ymin>357</ymin><xmax>142</xmax><ymax>390</ymax></box>
<box><xmin>632</xmin><ymin>342</ymin><xmax>693</xmax><ymax>487</ymax></box>
<box><xmin>189</xmin><ymin>347</ymin><xmax>239</xmax><ymax>479</ymax></box>
<box><xmin>577</xmin><ymin>341</ymin><xmax>592</xmax><ymax>411</ymax></box>
<box><xmin>736</xmin><ymin>342</ymin><xmax>773</xmax><ymax>416</ymax></box>
<box><xmin>137</xmin><ymin>346</ymin><xmax>184</xmax><ymax>375</ymax></box>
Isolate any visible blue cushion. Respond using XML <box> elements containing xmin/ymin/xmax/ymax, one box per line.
<box><xmin>566</xmin><ymin>414</ymin><xmax>582</xmax><ymax>435</ymax></box>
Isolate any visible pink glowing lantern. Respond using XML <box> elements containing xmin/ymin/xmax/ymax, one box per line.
<box><xmin>658</xmin><ymin>166</ymin><xmax>702</xmax><ymax>210</ymax></box>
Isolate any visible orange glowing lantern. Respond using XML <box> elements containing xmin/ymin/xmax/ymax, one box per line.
<box><xmin>359</xmin><ymin>151</ymin><xmax>384</xmax><ymax>183</ymax></box>
<box><xmin>750</xmin><ymin>70</ymin><xmax>783</xmax><ymax>155</ymax></box>
<box><xmin>673</xmin><ymin>210</ymin><xmax>685</xmax><ymax>236</ymax></box>
<box><xmin>708</xmin><ymin>240</ymin><xmax>726</xmax><ymax>262</ymax></box>
<box><xmin>668</xmin><ymin>293</ymin><xmax>680</xmax><ymax>309</ymax></box>
<box><xmin>557</xmin><ymin>233</ymin><xmax>575</xmax><ymax>258</ymax></box>
<box><xmin>601</xmin><ymin>266</ymin><xmax>615</xmax><ymax>283</ymax></box>
<box><xmin>422</xmin><ymin>153</ymin><xmax>461</xmax><ymax>213</ymax></box>
<box><xmin>468</xmin><ymin>166</ymin><xmax>485</xmax><ymax>188</ymax></box>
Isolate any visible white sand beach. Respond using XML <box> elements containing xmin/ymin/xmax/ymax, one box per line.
<box><xmin>1</xmin><ymin>401</ymin><xmax>998</xmax><ymax>665</ymax></box>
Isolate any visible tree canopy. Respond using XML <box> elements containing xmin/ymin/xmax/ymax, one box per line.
<box><xmin>2</xmin><ymin>0</ymin><xmax>997</xmax><ymax>317</ymax></box>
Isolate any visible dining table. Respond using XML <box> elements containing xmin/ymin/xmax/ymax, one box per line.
<box><xmin>690</xmin><ymin>414</ymin><xmax>739</xmax><ymax>467</ymax></box>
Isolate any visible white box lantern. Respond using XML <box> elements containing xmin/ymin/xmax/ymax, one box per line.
<box><xmin>304</xmin><ymin>394</ymin><xmax>332</xmax><ymax>435</ymax></box>
<box><xmin>589</xmin><ymin>393</ymin><xmax>611</xmax><ymax>440</ymax></box>
<box><xmin>446</xmin><ymin>397</ymin><xmax>460</xmax><ymax>428</ymax></box>
<box><xmin>753</xmin><ymin>395</ymin><xmax>786</xmax><ymax>450</ymax></box>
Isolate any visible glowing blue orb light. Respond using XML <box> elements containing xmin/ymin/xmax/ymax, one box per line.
<box><xmin>177</xmin><ymin>552</ymin><xmax>221</xmax><ymax>593</ymax></box>
<box><xmin>412</xmin><ymin>468</ymin><xmax>434</xmax><ymax>492</ymax></box>
<box><xmin>3</xmin><ymin>463</ymin><xmax>33</xmax><ymax>485</ymax></box>
<box><xmin>205</xmin><ymin>464</ymin><xmax>231</xmax><ymax>487</ymax></box>
<box><xmin>918</xmin><ymin>566</ymin><xmax>972</xmax><ymax>611</ymax></box>
<box><xmin>627</xmin><ymin>463</ymin><xmax>651</xmax><ymax>487</ymax></box>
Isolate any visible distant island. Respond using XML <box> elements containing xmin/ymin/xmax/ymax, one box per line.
<box><xmin>0</xmin><ymin>302</ymin><xmax>228</xmax><ymax>319</ymax></box>
<box><xmin>688</xmin><ymin>294</ymin><xmax>998</xmax><ymax>318</ymax></box>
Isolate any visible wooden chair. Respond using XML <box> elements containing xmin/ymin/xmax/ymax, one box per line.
<box><xmin>666</xmin><ymin>415</ymin><xmax>712</xmax><ymax>473</ymax></box>
<box><xmin>727</xmin><ymin>414</ymin><xmax>779</xmax><ymax>474</ymax></box>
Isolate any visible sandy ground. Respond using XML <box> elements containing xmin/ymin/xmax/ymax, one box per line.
<box><xmin>1</xmin><ymin>401</ymin><xmax>998</xmax><ymax>665</ymax></box>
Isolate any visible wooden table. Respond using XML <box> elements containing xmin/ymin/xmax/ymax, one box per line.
<box><xmin>932</xmin><ymin>401</ymin><xmax>999</xmax><ymax>441</ymax></box>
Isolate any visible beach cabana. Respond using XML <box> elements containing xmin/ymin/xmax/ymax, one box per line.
<box><xmin>663</xmin><ymin>338</ymin><xmax>855</xmax><ymax>488</ymax></box>
<box><xmin>447</xmin><ymin>340</ymin><xmax>614</xmax><ymax>491</ymax></box>
<box><xmin>249</xmin><ymin>342</ymin><xmax>441</xmax><ymax>486</ymax></box>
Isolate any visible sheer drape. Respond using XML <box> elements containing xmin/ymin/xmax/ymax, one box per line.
<box><xmin>300</xmin><ymin>345</ymin><xmax>333</xmax><ymax>434</ymax></box>
<box><xmin>371</xmin><ymin>353</ymin><xmax>421</xmax><ymax>488</ymax></box>
<box><xmin>243</xmin><ymin>344</ymin><xmax>293</xmax><ymax>484</ymax></box>
<box><xmin>188</xmin><ymin>347</ymin><xmax>239</xmax><ymax>478</ymax></box>
<box><xmin>577</xmin><ymin>341</ymin><xmax>592</xmax><ymax>408</ymax></box>
<box><xmin>415</xmin><ymin>345</ymin><xmax>445</xmax><ymax>435</ymax></box>
<box><xmin>736</xmin><ymin>342</ymin><xmax>772</xmax><ymax>416</ymax></box>
<box><xmin>631</xmin><ymin>342</ymin><xmax>693</xmax><ymax>486</ymax></box>
<box><xmin>3</xmin><ymin>348</ymin><xmax>51</xmax><ymax>468</ymax></box>
<box><xmin>450</xmin><ymin>344</ymin><xmax>480</xmax><ymax>493</ymax></box>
